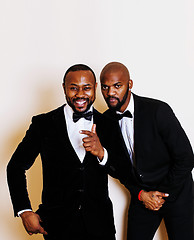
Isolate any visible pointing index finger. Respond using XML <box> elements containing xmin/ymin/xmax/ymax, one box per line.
<box><xmin>91</xmin><ymin>124</ymin><xmax>96</xmax><ymax>133</ymax></box>
<box><xmin>80</xmin><ymin>130</ymin><xmax>94</xmax><ymax>136</ymax></box>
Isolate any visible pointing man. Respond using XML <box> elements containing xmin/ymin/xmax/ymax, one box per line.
<box><xmin>7</xmin><ymin>64</ymin><xmax>116</xmax><ymax>240</ymax></box>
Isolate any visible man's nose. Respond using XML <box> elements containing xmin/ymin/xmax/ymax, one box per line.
<box><xmin>107</xmin><ymin>87</ymin><xmax>115</xmax><ymax>96</ymax></box>
<box><xmin>76</xmin><ymin>89</ymin><xmax>85</xmax><ymax>98</ymax></box>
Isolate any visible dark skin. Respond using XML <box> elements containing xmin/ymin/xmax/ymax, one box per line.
<box><xmin>63</xmin><ymin>70</ymin><xmax>96</xmax><ymax>114</ymax></box>
<box><xmin>20</xmin><ymin>211</ymin><xmax>47</xmax><ymax>236</ymax></box>
<box><xmin>100</xmin><ymin>62</ymin><xmax>169</xmax><ymax>211</ymax></box>
<box><xmin>20</xmin><ymin>70</ymin><xmax>104</xmax><ymax>236</ymax></box>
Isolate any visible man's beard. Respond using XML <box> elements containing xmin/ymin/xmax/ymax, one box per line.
<box><xmin>107</xmin><ymin>85</ymin><xmax>129</xmax><ymax>111</ymax></box>
<box><xmin>67</xmin><ymin>97</ymin><xmax>93</xmax><ymax>113</ymax></box>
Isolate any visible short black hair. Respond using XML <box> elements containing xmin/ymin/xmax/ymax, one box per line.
<box><xmin>63</xmin><ymin>64</ymin><xmax>96</xmax><ymax>83</ymax></box>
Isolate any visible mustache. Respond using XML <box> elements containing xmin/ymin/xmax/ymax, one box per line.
<box><xmin>73</xmin><ymin>97</ymin><xmax>89</xmax><ymax>102</ymax></box>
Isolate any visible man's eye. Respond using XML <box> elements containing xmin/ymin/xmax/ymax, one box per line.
<box><xmin>101</xmin><ymin>86</ymin><xmax>108</xmax><ymax>90</ymax></box>
<box><xmin>84</xmin><ymin>87</ymin><xmax>91</xmax><ymax>91</ymax></box>
<box><xmin>70</xmin><ymin>87</ymin><xmax>77</xmax><ymax>91</ymax></box>
<box><xmin>115</xmin><ymin>85</ymin><xmax>121</xmax><ymax>89</ymax></box>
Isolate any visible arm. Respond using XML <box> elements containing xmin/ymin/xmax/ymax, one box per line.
<box><xmin>7</xmin><ymin>116</ymin><xmax>41</xmax><ymax>216</ymax></box>
<box><xmin>155</xmin><ymin>103</ymin><xmax>194</xmax><ymax>199</ymax></box>
<box><xmin>137</xmin><ymin>103</ymin><xmax>194</xmax><ymax>205</ymax></box>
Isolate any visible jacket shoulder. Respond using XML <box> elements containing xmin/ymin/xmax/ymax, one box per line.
<box><xmin>133</xmin><ymin>94</ymin><xmax>173</xmax><ymax>113</ymax></box>
<box><xmin>134</xmin><ymin>94</ymin><xmax>169</xmax><ymax>106</ymax></box>
<box><xmin>32</xmin><ymin>105</ymin><xmax>64</xmax><ymax>121</ymax></box>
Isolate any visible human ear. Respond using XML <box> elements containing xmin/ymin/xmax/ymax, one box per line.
<box><xmin>129</xmin><ymin>79</ymin><xmax>133</xmax><ymax>90</ymax></box>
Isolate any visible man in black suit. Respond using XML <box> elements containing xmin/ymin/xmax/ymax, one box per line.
<box><xmin>100</xmin><ymin>62</ymin><xmax>194</xmax><ymax>240</ymax></box>
<box><xmin>7</xmin><ymin>64</ymin><xmax>116</xmax><ymax>240</ymax></box>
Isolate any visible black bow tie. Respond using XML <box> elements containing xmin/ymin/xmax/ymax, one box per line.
<box><xmin>73</xmin><ymin>111</ymin><xmax>93</xmax><ymax>123</ymax></box>
<box><xmin>115</xmin><ymin>110</ymin><xmax>132</xmax><ymax>120</ymax></box>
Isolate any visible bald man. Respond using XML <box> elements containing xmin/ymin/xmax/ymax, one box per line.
<box><xmin>100</xmin><ymin>62</ymin><xmax>194</xmax><ymax>240</ymax></box>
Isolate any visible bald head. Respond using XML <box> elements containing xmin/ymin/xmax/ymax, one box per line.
<box><xmin>100</xmin><ymin>62</ymin><xmax>133</xmax><ymax>112</ymax></box>
<box><xmin>100</xmin><ymin>62</ymin><xmax>130</xmax><ymax>81</ymax></box>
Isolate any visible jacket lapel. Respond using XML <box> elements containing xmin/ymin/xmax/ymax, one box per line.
<box><xmin>52</xmin><ymin>105</ymin><xmax>82</xmax><ymax>164</ymax></box>
<box><xmin>133</xmin><ymin>94</ymin><xmax>148</xmax><ymax>166</ymax></box>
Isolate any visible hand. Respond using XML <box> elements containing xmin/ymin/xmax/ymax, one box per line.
<box><xmin>80</xmin><ymin>124</ymin><xmax>104</xmax><ymax>160</ymax></box>
<box><xmin>20</xmin><ymin>211</ymin><xmax>48</xmax><ymax>236</ymax></box>
<box><xmin>140</xmin><ymin>190</ymin><xmax>169</xmax><ymax>211</ymax></box>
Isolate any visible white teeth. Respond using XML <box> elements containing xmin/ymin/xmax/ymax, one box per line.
<box><xmin>75</xmin><ymin>100</ymin><xmax>86</xmax><ymax>104</ymax></box>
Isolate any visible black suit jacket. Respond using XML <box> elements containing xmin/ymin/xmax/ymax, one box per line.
<box><xmin>7</xmin><ymin>105</ymin><xmax>115</xmax><ymax>236</ymax></box>
<box><xmin>105</xmin><ymin>94</ymin><xmax>194</xmax><ymax>202</ymax></box>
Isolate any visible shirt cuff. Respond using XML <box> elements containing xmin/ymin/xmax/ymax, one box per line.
<box><xmin>98</xmin><ymin>148</ymin><xmax>108</xmax><ymax>166</ymax></box>
<box><xmin>17</xmin><ymin>209</ymin><xmax>32</xmax><ymax>217</ymax></box>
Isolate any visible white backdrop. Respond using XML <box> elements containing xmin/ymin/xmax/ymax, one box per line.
<box><xmin>0</xmin><ymin>0</ymin><xmax>193</xmax><ymax>239</ymax></box>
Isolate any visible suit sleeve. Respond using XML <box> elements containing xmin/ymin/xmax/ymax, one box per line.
<box><xmin>156</xmin><ymin>103</ymin><xmax>194</xmax><ymax>200</ymax></box>
<box><xmin>7</xmin><ymin>116</ymin><xmax>41</xmax><ymax>216</ymax></box>
<box><xmin>100</xmin><ymin>116</ymin><xmax>141</xmax><ymax>195</ymax></box>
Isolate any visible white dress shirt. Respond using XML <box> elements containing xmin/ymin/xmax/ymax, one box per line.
<box><xmin>64</xmin><ymin>104</ymin><xmax>107</xmax><ymax>164</ymax></box>
<box><xmin>117</xmin><ymin>93</ymin><xmax>134</xmax><ymax>164</ymax></box>
<box><xmin>64</xmin><ymin>104</ymin><xmax>93</xmax><ymax>162</ymax></box>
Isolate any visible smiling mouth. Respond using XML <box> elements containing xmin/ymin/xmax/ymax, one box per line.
<box><xmin>74</xmin><ymin>98</ymin><xmax>88</xmax><ymax>107</ymax></box>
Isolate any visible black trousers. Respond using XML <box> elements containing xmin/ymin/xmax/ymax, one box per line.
<box><xmin>42</xmin><ymin>209</ymin><xmax>116</xmax><ymax>240</ymax></box>
<box><xmin>127</xmin><ymin>177</ymin><xmax>194</xmax><ymax>240</ymax></box>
